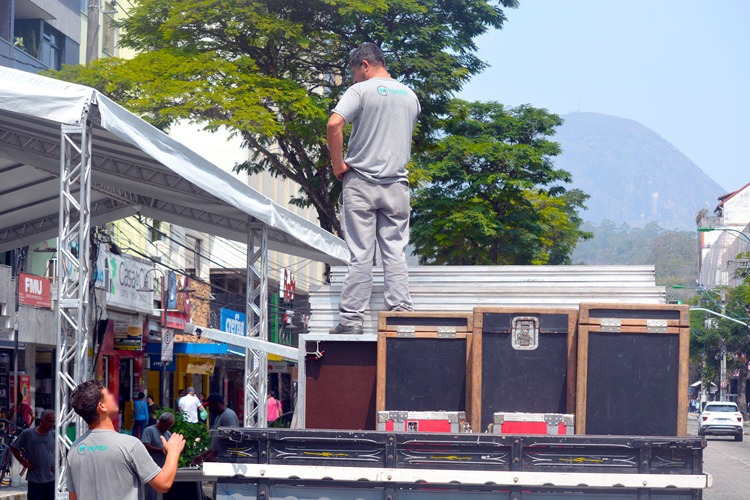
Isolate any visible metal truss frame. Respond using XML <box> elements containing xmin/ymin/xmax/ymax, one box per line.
<box><xmin>54</xmin><ymin>108</ymin><xmax>93</xmax><ymax>497</ymax></box>
<box><xmin>245</xmin><ymin>225</ymin><xmax>269</xmax><ymax>428</ymax></box>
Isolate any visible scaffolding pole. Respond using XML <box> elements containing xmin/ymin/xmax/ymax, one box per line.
<box><xmin>245</xmin><ymin>225</ymin><xmax>269</xmax><ymax>427</ymax></box>
<box><xmin>54</xmin><ymin>108</ymin><xmax>93</xmax><ymax>497</ymax></box>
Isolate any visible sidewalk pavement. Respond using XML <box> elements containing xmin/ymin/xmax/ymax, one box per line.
<box><xmin>0</xmin><ymin>479</ymin><xmax>26</xmax><ymax>499</ymax></box>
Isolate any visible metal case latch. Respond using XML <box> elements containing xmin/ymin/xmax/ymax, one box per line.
<box><xmin>397</xmin><ymin>326</ymin><xmax>416</xmax><ymax>337</ymax></box>
<box><xmin>511</xmin><ymin>317</ymin><xmax>539</xmax><ymax>350</ymax></box>
<box><xmin>600</xmin><ymin>318</ymin><xmax>622</xmax><ymax>332</ymax></box>
<box><xmin>646</xmin><ymin>319</ymin><xmax>668</xmax><ymax>333</ymax></box>
<box><xmin>437</xmin><ymin>326</ymin><xmax>456</xmax><ymax>338</ymax></box>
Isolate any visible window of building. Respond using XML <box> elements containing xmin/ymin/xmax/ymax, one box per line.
<box><xmin>12</xmin><ymin>20</ymin><xmax>64</xmax><ymax>70</ymax></box>
<box><xmin>41</xmin><ymin>23</ymin><xmax>63</xmax><ymax>70</ymax></box>
<box><xmin>185</xmin><ymin>235</ymin><xmax>202</xmax><ymax>276</ymax></box>
<box><xmin>13</xmin><ymin>19</ymin><xmax>42</xmax><ymax>60</ymax></box>
<box><xmin>149</xmin><ymin>220</ymin><xmax>166</xmax><ymax>242</ymax></box>
<box><xmin>102</xmin><ymin>1</ymin><xmax>117</xmax><ymax>56</ymax></box>
<box><xmin>0</xmin><ymin>0</ymin><xmax>11</xmax><ymax>42</ymax></box>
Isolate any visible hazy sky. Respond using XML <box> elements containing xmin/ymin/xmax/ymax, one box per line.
<box><xmin>459</xmin><ymin>0</ymin><xmax>749</xmax><ymax>192</ymax></box>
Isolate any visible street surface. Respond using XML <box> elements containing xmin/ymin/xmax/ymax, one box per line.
<box><xmin>688</xmin><ymin>414</ymin><xmax>750</xmax><ymax>499</ymax></box>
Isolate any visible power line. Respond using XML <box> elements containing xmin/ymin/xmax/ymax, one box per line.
<box><xmin>110</xmin><ymin>219</ymin><xmax>314</xmax><ymax>315</ymax></box>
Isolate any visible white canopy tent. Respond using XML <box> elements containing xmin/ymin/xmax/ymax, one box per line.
<box><xmin>0</xmin><ymin>66</ymin><xmax>348</xmax><ymax>496</ymax></box>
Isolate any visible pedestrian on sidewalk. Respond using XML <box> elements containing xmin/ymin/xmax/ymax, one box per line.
<box><xmin>141</xmin><ymin>412</ymin><xmax>175</xmax><ymax>500</ymax></box>
<box><xmin>10</xmin><ymin>410</ymin><xmax>55</xmax><ymax>500</ymax></box>
<box><xmin>191</xmin><ymin>393</ymin><xmax>239</xmax><ymax>465</ymax></box>
<box><xmin>327</xmin><ymin>42</ymin><xmax>421</xmax><ymax>335</ymax></box>
<box><xmin>267</xmin><ymin>391</ymin><xmax>282</xmax><ymax>424</ymax></box>
<box><xmin>178</xmin><ymin>387</ymin><xmax>204</xmax><ymax>424</ymax></box>
<box><xmin>132</xmin><ymin>392</ymin><xmax>149</xmax><ymax>439</ymax></box>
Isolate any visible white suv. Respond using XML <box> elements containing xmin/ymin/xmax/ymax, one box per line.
<box><xmin>698</xmin><ymin>402</ymin><xmax>744</xmax><ymax>441</ymax></box>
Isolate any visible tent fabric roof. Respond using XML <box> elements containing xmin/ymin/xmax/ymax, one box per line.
<box><xmin>0</xmin><ymin>67</ymin><xmax>349</xmax><ymax>265</ymax></box>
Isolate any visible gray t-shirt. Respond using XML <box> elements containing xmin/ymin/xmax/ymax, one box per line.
<box><xmin>141</xmin><ymin>425</ymin><xmax>171</xmax><ymax>467</ymax></box>
<box><xmin>12</xmin><ymin>427</ymin><xmax>55</xmax><ymax>484</ymax></box>
<box><xmin>210</xmin><ymin>407</ymin><xmax>240</xmax><ymax>450</ymax></box>
<box><xmin>66</xmin><ymin>429</ymin><xmax>160</xmax><ymax>500</ymax></box>
<box><xmin>332</xmin><ymin>77</ymin><xmax>420</xmax><ymax>184</ymax></box>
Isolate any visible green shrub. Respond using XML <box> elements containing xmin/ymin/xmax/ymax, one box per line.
<box><xmin>156</xmin><ymin>408</ymin><xmax>209</xmax><ymax>468</ymax></box>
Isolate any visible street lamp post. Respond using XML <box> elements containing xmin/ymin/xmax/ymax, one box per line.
<box><xmin>697</xmin><ymin>226</ymin><xmax>750</xmax><ymax>245</ymax></box>
<box><xmin>138</xmin><ymin>269</ymin><xmax>195</xmax><ymax>408</ymax></box>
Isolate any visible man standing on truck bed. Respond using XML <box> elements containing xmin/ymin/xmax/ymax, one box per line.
<box><xmin>327</xmin><ymin>42</ymin><xmax>421</xmax><ymax>335</ymax></box>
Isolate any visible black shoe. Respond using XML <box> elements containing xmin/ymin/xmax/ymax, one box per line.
<box><xmin>329</xmin><ymin>323</ymin><xmax>364</xmax><ymax>335</ymax></box>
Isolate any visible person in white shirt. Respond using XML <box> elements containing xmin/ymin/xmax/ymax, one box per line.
<box><xmin>177</xmin><ymin>387</ymin><xmax>203</xmax><ymax>424</ymax></box>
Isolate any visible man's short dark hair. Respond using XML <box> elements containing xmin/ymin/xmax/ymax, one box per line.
<box><xmin>71</xmin><ymin>379</ymin><xmax>105</xmax><ymax>425</ymax></box>
<box><xmin>349</xmin><ymin>42</ymin><xmax>386</xmax><ymax>68</ymax></box>
<box><xmin>207</xmin><ymin>393</ymin><xmax>224</xmax><ymax>405</ymax></box>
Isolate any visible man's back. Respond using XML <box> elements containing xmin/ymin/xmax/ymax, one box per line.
<box><xmin>210</xmin><ymin>408</ymin><xmax>239</xmax><ymax>450</ymax></box>
<box><xmin>66</xmin><ymin>429</ymin><xmax>160</xmax><ymax>500</ymax></box>
<box><xmin>333</xmin><ymin>77</ymin><xmax>420</xmax><ymax>184</ymax></box>
<box><xmin>179</xmin><ymin>394</ymin><xmax>200</xmax><ymax>423</ymax></box>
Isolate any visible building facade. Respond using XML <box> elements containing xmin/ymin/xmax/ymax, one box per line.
<box><xmin>698</xmin><ymin>182</ymin><xmax>750</xmax><ymax>289</ymax></box>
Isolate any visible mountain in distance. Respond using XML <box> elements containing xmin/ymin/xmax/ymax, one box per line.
<box><xmin>553</xmin><ymin>112</ymin><xmax>725</xmax><ymax>231</ymax></box>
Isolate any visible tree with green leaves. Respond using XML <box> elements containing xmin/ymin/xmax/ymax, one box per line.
<box><xmin>410</xmin><ymin>100</ymin><xmax>591</xmax><ymax>265</ymax></box>
<box><xmin>690</xmin><ymin>281</ymin><xmax>750</xmax><ymax>417</ymax></box>
<box><xmin>46</xmin><ymin>0</ymin><xmax>518</xmax><ymax>235</ymax></box>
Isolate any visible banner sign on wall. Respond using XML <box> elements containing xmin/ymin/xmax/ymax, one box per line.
<box><xmin>220</xmin><ymin>308</ymin><xmax>246</xmax><ymax>335</ymax></box>
<box><xmin>95</xmin><ymin>250</ymin><xmax>153</xmax><ymax>314</ymax></box>
<box><xmin>18</xmin><ymin>273</ymin><xmax>51</xmax><ymax>309</ymax></box>
<box><xmin>113</xmin><ymin>318</ymin><xmax>144</xmax><ymax>351</ymax></box>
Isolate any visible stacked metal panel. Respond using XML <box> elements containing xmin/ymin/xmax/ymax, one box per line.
<box><xmin>309</xmin><ymin>266</ymin><xmax>666</xmax><ymax>335</ymax></box>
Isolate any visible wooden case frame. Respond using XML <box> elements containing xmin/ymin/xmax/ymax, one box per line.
<box><xmin>376</xmin><ymin>311</ymin><xmax>474</xmax><ymax>419</ymax></box>
<box><xmin>470</xmin><ymin>307</ymin><xmax>578</xmax><ymax>433</ymax></box>
<box><xmin>576</xmin><ymin>323</ymin><xmax>689</xmax><ymax>436</ymax></box>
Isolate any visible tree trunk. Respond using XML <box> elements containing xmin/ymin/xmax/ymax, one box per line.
<box><xmin>737</xmin><ymin>355</ymin><xmax>748</xmax><ymax>418</ymax></box>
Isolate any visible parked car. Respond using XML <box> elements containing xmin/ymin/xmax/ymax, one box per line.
<box><xmin>698</xmin><ymin>402</ymin><xmax>744</xmax><ymax>441</ymax></box>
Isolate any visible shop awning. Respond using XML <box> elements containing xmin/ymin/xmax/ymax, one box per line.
<box><xmin>144</xmin><ymin>341</ymin><xmax>233</xmax><ymax>356</ymax></box>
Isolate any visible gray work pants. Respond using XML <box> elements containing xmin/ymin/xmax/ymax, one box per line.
<box><xmin>338</xmin><ymin>173</ymin><xmax>413</xmax><ymax>326</ymax></box>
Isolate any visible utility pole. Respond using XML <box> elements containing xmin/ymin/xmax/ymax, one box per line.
<box><xmin>719</xmin><ymin>290</ymin><xmax>727</xmax><ymax>402</ymax></box>
<box><xmin>86</xmin><ymin>0</ymin><xmax>99</xmax><ymax>64</ymax></box>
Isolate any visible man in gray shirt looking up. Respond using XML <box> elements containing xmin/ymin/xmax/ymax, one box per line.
<box><xmin>327</xmin><ymin>42</ymin><xmax>421</xmax><ymax>334</ymax></box>
<box><xmin>65</xmin><ymin>379</ymin><xmax>185</xmax><ymax>500</ymax></box>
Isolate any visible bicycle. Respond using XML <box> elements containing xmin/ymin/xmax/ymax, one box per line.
<box><xmin>0</xmin><ymin>418</ymin><xmax>28</xmax><ymax>487</ymax></box>
<box><xmin>0</xmin><ymin>418</ymin><xmax>15</xmax><ymax>486</ymax></box>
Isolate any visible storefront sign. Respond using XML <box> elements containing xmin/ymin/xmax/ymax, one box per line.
<box><xmin>165</xmin><ymin>311</ymin><xmax>190</xmax><ymax>330</ymax></box>
<box><xmin>10</xmin><ymin>374</ymin><xmax>31</xmax><ymax>403</ymax></box>
<box><xmin>113</xmin><ymin>318</ymin><xmax>144</xmax><ymax>351</ymax></box>
<box><xmin>18</xmin><ymin>273</ymin><xmax>51</xmax><ymax>309</ymax></box>
<box><xmin>268</xmin><ymin>361</ymin><xmax>293</xmax><ymax>374</ymax></box>
<box><xmin>220</xmin><ymin>308</ymin><xmax>246</xmax><ymax>335</ymax></box>
<box><xmin>148</xmin><ymin>356</ymin><xmax>175</xmax><ymax>372</ymax></box>
<box><xmin>161</xmin><ymin>328</ymin><xmax>174</xmax><ymax>362</ymax></box>
<box><xmin>95</xmin><ymin>250</ymin><xmax>153</xmax><ymax>314</ymax></box>
<box><xmin>185</xmin><ymin>356</ymin><xmax>215</xmax><ymax>375</ymax></box>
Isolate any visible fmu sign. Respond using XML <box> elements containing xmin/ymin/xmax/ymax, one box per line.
<box><xmin>18</xmin><ymin>273</ymin><xmax>51</xmax><ymax>309</ymax></box>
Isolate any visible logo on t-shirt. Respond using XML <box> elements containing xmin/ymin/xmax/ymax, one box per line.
<box><xmin>377</xmin><ymin>85</ymin><xmax>408</xmax><ymax>96</ymax></box>
<box><xmin>77</xmin><ymin>444</ymin><xmax>108</xmax><ymax>455</ymax></box>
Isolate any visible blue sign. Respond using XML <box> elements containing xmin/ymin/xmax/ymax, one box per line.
<box><xmin>148</xmin><ymin>356</ymin><xmax>175</xmax><ymax>372</ymax></box>
<box><xmin>166</xmin><ymin>271</ymin><xmax>178</xmax><ymax>310</ymax></box>
<box><xmin>221</xmin><ymin>308</ymin><xmax>246</xmax><ymax>335</ymax></box>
